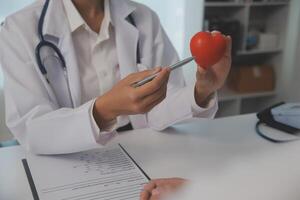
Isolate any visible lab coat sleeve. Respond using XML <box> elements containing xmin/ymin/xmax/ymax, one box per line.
<box><xmin>89</xmin><ymin>100</ymin><xmax>118</xmax><ymax>144</ymax></box>
<box><xmin>0</xmin><ymin>19</ymin><xmax>104</xmax><ymax>155</ymax></box>
<box><xmin>145</xmin><ymin>12</ymin><xmax>218</xmax><ymax>131</ymax></box>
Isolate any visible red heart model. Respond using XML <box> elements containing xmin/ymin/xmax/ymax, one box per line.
<box><xmin>190</xmin><ymin>32</ymin><xmax>227</xmax><ymax>69</ymax></box>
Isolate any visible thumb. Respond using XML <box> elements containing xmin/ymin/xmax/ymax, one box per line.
<box><xmin>197</xmin><ymin>65</ymin><xmax>209</xmax><ymax>75</ymax></box>
<box><xmin>225</xmin><ymin>36</ymin><xmax>232</xmax><ymax>56</ymax></box>
<box><xmin>151</xmin><ymin>188</ymin><xmax>163</xmax><ymax>196</ymax></box>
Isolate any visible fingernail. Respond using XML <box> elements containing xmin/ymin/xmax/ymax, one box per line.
<box><xmin>153</xmin><ymin>67</ymin><xmax>161</xmax><ymax>74</ymax></box>
<box><xmin>212</xmin><ymin>30</ymin><xmax>220</xmax><ymax>34</ymax></box>
<box><xmin>163</xmin><ymin>67</ymin><xmax>171</xmax><ymax>72</ymax></box>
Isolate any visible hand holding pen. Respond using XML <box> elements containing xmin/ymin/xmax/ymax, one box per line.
<box><xmin>93</xmin><ymin>32</ymin><xmax>232</xmax><ymax>129</ymax></box>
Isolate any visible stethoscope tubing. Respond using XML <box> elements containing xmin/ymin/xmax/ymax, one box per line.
<box><xmin>35</xmin><ymin>40</ymin><xmax>67</xmax><ymax>75</ymax></box>
<box><xmin>35</xmin><ymin>0</ymin><xmax>74</xmax><ymax>107</ymax></box>
<box><xmin>36</xmin><ymin>0</ymin><xmax>67</xmax><ymax>75</ymax></box>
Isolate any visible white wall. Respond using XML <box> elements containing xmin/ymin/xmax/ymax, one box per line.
<box><xmin>280</xmin><ymin>0</ymin><xmax>300</xmax><ymax>102</ymax></box>
<box><xmin>0</xmin><ymin>0</ymin><xmax>34</xmax><ymax>21</ymax></box>
<box><xmin>134</xmin><ymin>0</ymin><xmax>186</xmax><ymax>57</ymax></box>
<box><xmin>134</xmin><ymin>0</ymin><xmax>204</xmax><ymax>85</ymax></box>
<box><xmin>182</xmin><ymin>0</ymin><xmax>204</xmax><ymax>85</ymax></box>
<box><xmin>287</xmin><ymin>31</ymin><xmax>300</xmax><ymax>101</ymax></box>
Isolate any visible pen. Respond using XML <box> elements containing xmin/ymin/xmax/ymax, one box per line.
<box><xmin>132</xmin><ymin>56</ymin><xmax>195</xmax><ymax>88</ymax></box>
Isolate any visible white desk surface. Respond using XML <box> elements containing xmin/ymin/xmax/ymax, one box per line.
<box><xmin>1</xmin><ymin>114</ymin><xmax>299</xmax><ymax>200</ymax></box>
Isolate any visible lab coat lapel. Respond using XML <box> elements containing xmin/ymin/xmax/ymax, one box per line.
<box><xmin>42</xmin><ymin>0</ymin><xmax>82</xmax><ymax>107</ymax></box>
<box><xmin>110</xmin><ymin>0</ymin><xmax>139</xmax><ymax>78</ymax></box>
<box><xmin>110</xmin><ymin>0</ymin><xmax>148</xmax><ymax>129</ymax></box>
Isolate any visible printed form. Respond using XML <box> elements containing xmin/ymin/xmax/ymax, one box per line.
<box><xmin>25</xmin><ymin>145</ymin><xmax>149</xmax><ymax>200</ymax></box>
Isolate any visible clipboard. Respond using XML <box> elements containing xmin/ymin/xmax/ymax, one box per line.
<box><xmin>22</xmin><ymin>144</ymin><xmax>150</xmax><ymax>200</ymax></box>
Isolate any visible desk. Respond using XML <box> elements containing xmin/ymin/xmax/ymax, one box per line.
<box><xmin>0</xmin><ymin>114</ymin><xmax>297</xmax><ymax>200</ymax></box>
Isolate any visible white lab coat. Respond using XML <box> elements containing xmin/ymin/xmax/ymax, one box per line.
<box><xmin>0</xmin><ymin>0</ymin><xmax>217</xmax><ymax>154</ymax></box>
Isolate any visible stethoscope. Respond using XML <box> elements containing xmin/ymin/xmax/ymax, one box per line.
<box><xmin>35</xmin><ymin>0</ymin><xmax>139</xmax><ymax>107</ymax></box>
<box><xmin>36</xmin><ymin>0</ymin><xmax>66</xmax><ymax>81</ymax></box>
<box><xmin>35</xmin><ymin>0</ymin><xmax>74</xmax><ymax>107</ymax></box>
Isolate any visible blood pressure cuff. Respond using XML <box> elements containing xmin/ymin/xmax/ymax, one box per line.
<box><xmin>257</xmin><ymin>102</ymin><xmax>300</xmax><ymax>134</ymax></box>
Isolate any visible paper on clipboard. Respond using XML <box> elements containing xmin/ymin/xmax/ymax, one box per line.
<box><xmin>24</xmin><ymin>145</ymin><xmax>150</xmax><ymax>200</ymax></box>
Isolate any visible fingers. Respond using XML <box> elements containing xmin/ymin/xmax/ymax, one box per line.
<box><xmin>140</xmin><ymin>181</ymin><xmax>156</xmax><ymax>200</ymax></box>
<box><xmin>150</xmin><ymin>188</ymin><xmax>164</xmax><ymax>200</ymax></box>
<box><xmin>147</xmin><ymin>179</ymin><xmax>169</xmax><ymax>186</ymax></box>
<box><xmin>144</xmin><ymin>178</ymin><xmax>185</xmax><ymax>188</ymax></box>
<box><xmin>211</xmin><ymin>30</ymin><xmax>232</xmax><ymax>52</ymax></box>
<box><xmin>140</xmin><ymin>190</ymin><xmax>151</xmax><ymax>200</ymax></box>
<box><xmin>141</xmin><ymin>90</ymin><xmax>166</xmax><ymax>113</ymax></box>
<box><xmin>135</xmin><ymin>67</ymin><xmax>170</xmax><ymax>98</ymax></box>
<box><xmin>197</xmin><ymin>31</ymin><xmax>232</xmax><ymax>72</ymax></box>
<box><xmin>149</xmin><ymin>178</ymin><xmax>186</xmax><ymax>187</ymax></box>
<box><xmin>119</xmin><ymin>67</ymin><xmax>170</xmax><ymax>116</ymax></box>
<box><xmin>211</xmin><ymin>30</ymin><xmax>221</xmax><ymax>35</ymax></box>
<box><xmin>225</xmin><ymin>36</ymin><xmax>232</xmax><ymax>57</ymax></box>
<box><xmin>151</xmin><ymin>188</ymin><xmax>161</xmax><ymax>196</ymax></box>
<box><xmin>143</xmin><ymin>181</ymin><xmax>157</xmax><ymax>192</ymax></box>
<box><xmin>127</xmin><ymin>67</ymin><xmax>162</xmax><ymax>83</ymax></box>
<box><xmin>141</xmin><ymin>187</ymin><xmax>165</xmax><ymax>200</ymax></box>
<box><xmin>140</xmin><ymin>179</ymin><xmax>188</xmax><ymax>200</ymax></box>
<box><xmin>197</xmin><ymin>64</ymin><xmax>209</xmax><ymax>75</ymax></box>
<box><xmin>141</xmin><ymin>83</ymin><xmax>167</xmax><ymax>107</ymax></box>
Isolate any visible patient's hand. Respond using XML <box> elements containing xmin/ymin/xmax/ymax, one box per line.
<box><xmin>140</xmin><ymin>178</ymin><xmax>188</xmax><ymax>200</ymax></box>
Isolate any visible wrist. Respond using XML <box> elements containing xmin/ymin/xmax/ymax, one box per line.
<box><xmin>94</xmin><ymin>95</ymin><xmax>117</xmax><ymax>123</ymax></box>
<box><xmin>194</xmin><ymin>85</ymin><xmax>214</xmax><ymax>108</ymax></box>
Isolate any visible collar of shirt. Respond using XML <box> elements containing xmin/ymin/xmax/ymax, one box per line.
<box><xmin>62</xmin><ymin>0</ymin><xmax>112</xmax><ymax>43</ymax></box>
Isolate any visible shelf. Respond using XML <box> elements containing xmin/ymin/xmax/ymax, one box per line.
<box><xmin>216</xmin><ymin>100</ymin><xmax>241</xmax><ymax>118</ymax></box>
<box><xmin>250</xmin><ymin>2</ymin><xmax>289</xmax><ymax>7</ymax></box>
<box><xmin>218</xmin><ymin>85</ymin><xmax>276</xmax><ymax>101</ymax></box>
<box><xmin>205</xmin><ymin>2</ymin><xmax>245</xmax><ymax>7</ymax></box>
<box><xmin>237</xmin><ymin>48</ymin><xmax>282</xmax><ymax>56</ymax></box>
<box><xmin>204</xmin><ymin>0</ymin><xmax>289</xmax><ymax>117</ymax></box>
<box><xmin>205</xmin><ymin>1</ymin><xmax>289</xmax><ymax>7</ymax></box>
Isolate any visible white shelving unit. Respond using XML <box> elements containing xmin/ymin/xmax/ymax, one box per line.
<box><xmin>203</xmin><ymin>0</ymin><xmax>290</xmax><ymax>117</ymax></box>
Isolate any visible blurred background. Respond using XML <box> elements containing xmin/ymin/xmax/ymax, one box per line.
<box><xmin>0</xmin><ymin>0</ymin><xmax>299</xmax><ymax>142</ymax></box>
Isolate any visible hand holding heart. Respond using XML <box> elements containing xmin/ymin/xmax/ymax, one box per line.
<box><xmin>190</xmin><ymin>31</ymin><xmax>232</xmax><ymax>107</ymax></box>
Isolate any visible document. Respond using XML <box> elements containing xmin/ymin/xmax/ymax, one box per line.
<box><xmin>24</xmin><ymin>145</ymin><xmax>149</xmax><ymax>200</ymax></box>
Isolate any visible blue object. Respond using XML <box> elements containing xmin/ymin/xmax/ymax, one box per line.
<box><xmin>256</xmin><ymin>102</ymin><xmax>300</xmax><ymax>143</ymax></box>
<box><xmin>272</xmin><ymin>103</ymin><xmax>300</xmax><ymax>129</ymax></box>
<box><xmin>0</xmin><ymin>139</ymin><xmax>19</xmax><ymax>148</ymax></box>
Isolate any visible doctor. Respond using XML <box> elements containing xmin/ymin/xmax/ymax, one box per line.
<box><xmin>0</xmin><ymin>0</ymin><xmax>231</xmax><ymax>154</ymax></box>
